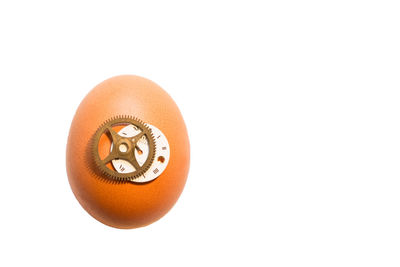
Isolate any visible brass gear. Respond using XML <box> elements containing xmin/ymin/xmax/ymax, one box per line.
<box><xmin>92</xmin><ymin>115</ymin><xmax>156</xmax><ymax>182</ymax></box>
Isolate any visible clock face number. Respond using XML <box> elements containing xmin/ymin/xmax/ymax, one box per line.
<box><xmin>119</xmin><ymin>165</ymin><xmax>125</xmax><ymax>172</ymax></box>
<box><xmin>111</xmin><ymin>123</ymin><xmax>170</xmax><ymax>183</ymax></box>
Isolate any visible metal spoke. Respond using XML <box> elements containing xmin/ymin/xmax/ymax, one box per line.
<box><xmin>102</xmin><ymin>151</ymin><xmax>118</xmax><ymax>164</ymax></box>
<box><xmin>106</xmin><ymin>126</ymin><xmax>121</xmax><ymax>144</ymax></box>
<box><xmin>132</xmin><ymin>131</ymin><xmax>145</xmax><ymax>144</ymax></box>
<box><xmin>125</xmin><ymin>152</ymin><xmax>141</xmax><ymax>171</ymax></box>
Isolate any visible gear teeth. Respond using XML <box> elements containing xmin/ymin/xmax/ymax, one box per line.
<box><xmin>91</xmin><ymin>115</ymin><xmax>157</xmax><ymax>183</ymax></box>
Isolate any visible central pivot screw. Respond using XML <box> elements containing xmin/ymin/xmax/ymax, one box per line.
<box><xmin>119</xmin><ymin>143</ymin><xmax>128</xmax><ymax>153</ymax></box>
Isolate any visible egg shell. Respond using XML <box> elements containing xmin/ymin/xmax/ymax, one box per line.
<box><xmin>66</xmin><ymin>75</ymin><xmax>190</xmax><ymax>229</ymax></box>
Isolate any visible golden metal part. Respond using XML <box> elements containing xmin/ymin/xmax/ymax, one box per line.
<box><xmin>92</xmin><ymin>115</ymin><xmax>156</xmax><ymax>182</ymax></box>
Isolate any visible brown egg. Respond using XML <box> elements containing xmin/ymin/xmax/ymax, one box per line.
<box><xmin>66</xmin><ymin>75</ymin><xmax>190</xmax><ymax>229</ymax></box>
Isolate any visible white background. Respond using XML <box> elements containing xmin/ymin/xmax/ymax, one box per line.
<box><xmin>0</xmin><ymin>1</ymin><xmax>399</xmax><ymax>266</ymax></box>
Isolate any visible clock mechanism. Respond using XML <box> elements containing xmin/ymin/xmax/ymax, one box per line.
<box><xmin>92</xmin><ymin>115</ymin><xmax>170</xmax><ymax>183</ymax></box>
